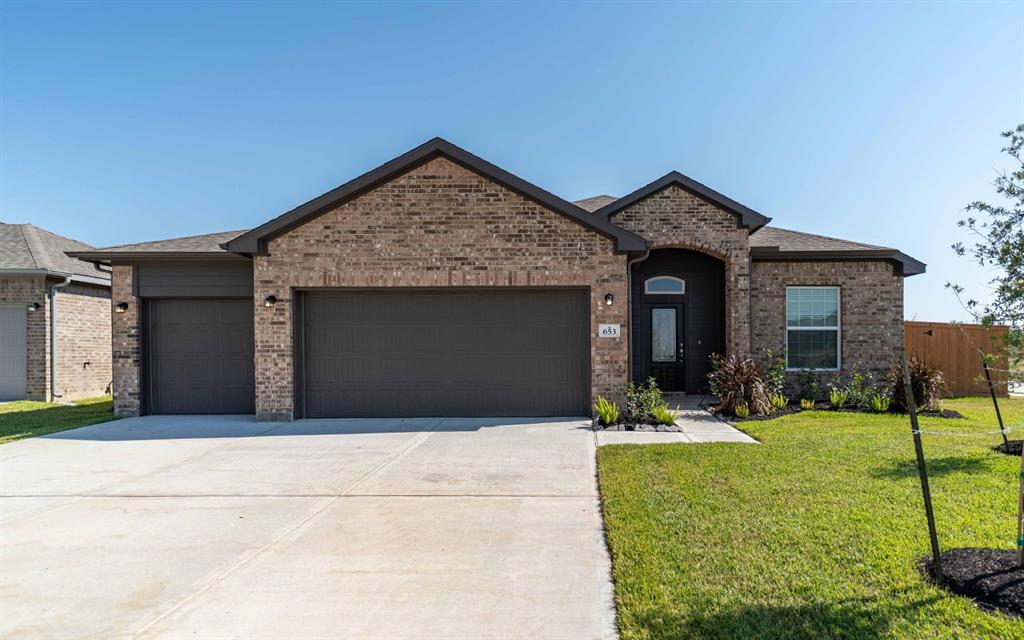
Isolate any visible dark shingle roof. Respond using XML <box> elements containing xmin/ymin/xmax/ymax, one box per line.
<box><xmin>0</xmin><ymin>223</ymin><xmax>110</xmax><ymax>283</ymax></box>
<box><xmin>750</xmin><ymin>226</ymin><xmax>925</xmax><ymax>276</ymax></box>
<box><xmin>84</xmin><ymin>229</ymin><xmax>249</xmax><ymax>254</ymax></box>
<box><xmin>573</xmin><ymin>195</ymin><xmax>618</xmax><ymax>213</ymax></box>
<box><xmin>749</xmin><ymin>226</ymin><xmax>887</xmax><ymax>252</ymax></box>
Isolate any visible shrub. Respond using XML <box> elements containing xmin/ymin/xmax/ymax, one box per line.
<box><xmin>800</xmin><ymin>398</ymin><xmax>815</xmax><ymax>410</ymax></box>
<box><xmin>769</xmin><ymin>393</ymin><xmax>788</xmax><ymax>411</ymax></box>
<box><xmin>844</xmin><ymin>370</ymin><xmax>875</xmax><ymax>409</ymax></box>
<box><xmin>593</xmin><ymin>396</ymin><xmax>621</xmax><ymax>425</ymax></box>
<box><xmin>708</xmin><ymin>354</ymin><xmax>771</xmax><ymax>416</ymax></box>
<box><xmin>887</xmin><ymin>355</ymin><xmax>947</xmax><ymax>412</ymax></box>
<box><xmin>734</xmin><ymin>403</ymin><xmax>750</xmax><ymax>418</ymax></box>
<box><xmin>829</xmin><ymin>388</ymin><xmax>849</xmax><ymax>409</ymax></box>
<box><xmin>625</xmin><ymin>377</ymin><xmax>665</xmax><ymax>423</ymax></box>
<box><xmin>869</xmin><ymin>393</ymin><xmax>891</xmax><ymax>413</ymax></box>
<box><xmin>763</xmin><ymin>349</ymin><xmax>787</xmax><ymax>396</ymax></box>
<box><xmin>796</xmin><ymin>370</ymin><xmax>821</xmax><ymax>401</ymax></box>
<box><xmin>652</xmin><ymin>404</ymin><xmax>680</xmax><ymax>426</ymax></box>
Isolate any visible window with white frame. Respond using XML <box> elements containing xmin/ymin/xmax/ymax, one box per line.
<box><xmin>786</xmin><ymin>286</ymin><xmax>840</xmax><ymax>370</ymax></box>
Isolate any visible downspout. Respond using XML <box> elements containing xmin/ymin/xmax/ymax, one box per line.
<box><xmin>626</xmin><ymin>248</ymin><xmax>651</xmax><ymax>383</ymax></box>
<box><xmin>49</xmin><ymin>274</ymin><xmax>72</xmax><ymax>401</ymax></box>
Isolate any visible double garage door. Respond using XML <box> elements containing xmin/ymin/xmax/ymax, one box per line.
<box><xmin>145</xmin><ymin>290</ymin><xmax>590</xmax><ymax>417</ymax></box>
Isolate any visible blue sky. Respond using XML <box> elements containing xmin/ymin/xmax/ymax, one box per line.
<box><xmin>1</xmin><ymin>1</ymin><xmax>1021</xmax><ymax>321</ymax></box>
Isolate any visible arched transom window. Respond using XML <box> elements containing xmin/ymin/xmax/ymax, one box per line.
<box><xmin>644</xmin><ymin>276</ymin><xmax>686</xmax><ymax>295</ymax></box>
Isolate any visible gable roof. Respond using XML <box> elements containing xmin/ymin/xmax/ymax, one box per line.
<box><xmin>0</xmin><ymin>223</ymin><xmax>110</xmax><ymax>285</ymax></box>
<box><xmin>750</xmin><ymin>226</ymin><xmax>926</xmax><ymax>276</ymax></box>
<box><xmin>224</xmin><ymin>138</ymin><xmax>649</xmax><ymax>254</ymax></box>
<box><xmin>593</xmin><ymin>171</ymin><xmax>771</xmax><ymax>231</ymax></box>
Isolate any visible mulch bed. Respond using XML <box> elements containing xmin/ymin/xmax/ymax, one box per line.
<box><xmin>922</xmin><ymin>548</ymin><xmax>1024</xmax><ymax>619</ymax></box>
<box><xmin>993</xmin><ymin>440</ymin><xmax>1024</xmax><ymax>455</ymax></box>
<box><xmin>724</xmin><ymin>404</ymin><xmax>965</xmax><ymax>422</ymax></box>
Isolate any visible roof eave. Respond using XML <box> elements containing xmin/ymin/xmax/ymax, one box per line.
<box><xmin>66</xmin><ymin>251</ymin><xmax>248</xmax><ymax>264</ymax></box>
<box><xmin>223</xmin><ymin>137</ymin><xmax>648</xmax><ymax>254</ymax></box>
<box><xmin>0</xmin><ymin>267</ymin><xmax>110</xmax><ymax>287</ymax></box>
<box><xmin>750</xmin><ymin>247</ymin><xmax>927</xmax><ymax>277</ymax></box>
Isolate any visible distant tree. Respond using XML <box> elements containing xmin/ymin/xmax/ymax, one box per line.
<box><xmin>948</xmin><ymin>124</ymin><xmax>1024</xmax><ymax>384</ymax></box>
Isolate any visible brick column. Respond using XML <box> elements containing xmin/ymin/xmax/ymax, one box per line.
<box><xmin>111</xmin><ymin>265</ymin><xmax>141</xmax><ymax>416</ymax></box>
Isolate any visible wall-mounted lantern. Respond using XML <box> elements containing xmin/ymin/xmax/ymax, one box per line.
<box><xmin>27</xmin><ymin>302</ymin><xmax>40</xmax><ymax>312</ymax></box>
<box><xmin>604</xmin><ymin>293</ymin><xmax>614</xmax><ymax>306</ymax></box>
<box><xmin>263</xmin><ymin>295</ymin><xmax>277</xmax><ymax>308</ymax></box>
<box><xmin>114</xmin><ymin>302</ymin><xmax>129</xmax><ymax>314</ymax></box>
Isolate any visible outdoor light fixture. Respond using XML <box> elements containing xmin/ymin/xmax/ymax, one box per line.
<box><xmin>604</xmin><ymin>293</ymin><xmax>614</xmax><ymax>306</ymax></box>
<box><xmin>924</xmin><ymin>329</ymin><xmax>934</xmax><ymax>337</ymax></box>
<box><xmin>26</xmin><ymin>302</ymin><xmax>40</xmax><ymax>312</ymax></box>
<box><xmin>114</xmin><ymin>302</ymin><xmax>128</xmax><ymax>314</ymax></box>
<box><xmin>263</xmin><ymin>295</ymin><xmax>277</xmax><ymax>308</ymax></box>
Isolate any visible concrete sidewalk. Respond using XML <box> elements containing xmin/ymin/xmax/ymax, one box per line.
<box><xmin>594</xmin><ymin>399</ymin><xmax>758</xmax><ymax>446</ymax></box>
<box><xmin>1</xmin><ymin>416</ymin><xmax>616</xmax><ymax>639</ymax></box>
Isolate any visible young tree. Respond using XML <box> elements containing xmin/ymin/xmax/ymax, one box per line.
<box><xmin>948</xmin><ymin>124</ymin><xmax>1024</xmax><ymax>386</ymax></box>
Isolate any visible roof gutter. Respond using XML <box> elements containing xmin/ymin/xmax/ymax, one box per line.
<box><xmin>0</xmin><ymin>267</ymin><xmax>110</xmax><ymax>287</ymax></box>
<box><xmin>749</xmin><ymin>247</ymin><xmax>927</xmax><ymax>276</ymax></box>
<box><xmin>49</xmin><ymin>274</ymin><xmax>72</xmax><ymax>401</ymax></box>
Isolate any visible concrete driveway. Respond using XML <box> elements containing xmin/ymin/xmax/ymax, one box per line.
<box><xmin>0</xmin><ymin>416</ymin><xmax>615</xmax><ymax>639</ymax></box>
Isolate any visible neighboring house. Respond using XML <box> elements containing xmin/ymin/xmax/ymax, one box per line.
<box><xmin>68</xmin><ymin>138</ymin><xmax>925</xmax><ymax>419</ymax></box>
<box><xmin>0</xmin><ymin>223</ymin><xmax>112</xmax><ymax>401</ymax></box>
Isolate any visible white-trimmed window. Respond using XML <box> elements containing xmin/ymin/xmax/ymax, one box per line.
<box><xmin>644</xmin><ymin>276</ymin><xmax>686</xmax><ymax>295</ymax></box>
<box><xmin>786</xmin><ymin>286</ymin><xmax>840</xmax><ymax>370</ymax></box>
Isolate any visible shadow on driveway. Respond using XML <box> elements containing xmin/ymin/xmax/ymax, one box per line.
<box><xmin>42</xmin><ymin>415</ymin><xmax>590</xmax><ymax>442</ymax></box>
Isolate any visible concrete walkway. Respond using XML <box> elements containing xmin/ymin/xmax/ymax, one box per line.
<box><xmin>594</xmin><ymin>398</ymin><xmax>758</xmax><ymax>446</ymax></box>
<box><xmin>1</xmin><ymin>416</ymin><xmax>616</xmax><ymax>639</ymax></box>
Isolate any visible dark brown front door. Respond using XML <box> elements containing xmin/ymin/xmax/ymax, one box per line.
<box><xmin>298</xmin><ymin>289</ymin><xmax>590</xmax><ymax>418</ymax></box>
<box><xmin>643</xmin><ymin>302</ymin><xmax>685</xmax><ymax>392</ymax></box>
<box><xmin>145</xmin><ymin>299</ymin><xmax>255</xmax><ymax>414</ymax></box>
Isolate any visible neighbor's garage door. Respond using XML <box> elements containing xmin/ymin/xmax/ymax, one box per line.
<box><xmin>0</xmin><ymin>304</ymin><xmax>27</xmax><ymax>401</ymax></box>
<box><xmin>301</xmin><ymin>290</ymin><xmax>589</xmax><ymax>418</ymax></box>
<box><xmin>145</xmin><ymin>299</ymin><xmax>254</xmax><ymax>414</ymax></box>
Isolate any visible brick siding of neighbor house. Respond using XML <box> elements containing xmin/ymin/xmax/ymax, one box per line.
<box><xmin>111</xmin><ymin>266</ymin><xmax>141</xmax><ymax>416</ymax></box>
<box><xmin>0</xmin><ymin>276</ymin><xmax>50</xmax><ymax>400</ymax></box>
<box><xmin>750</xmin><ymin>260</ymin><xmax>904</xmax><ymax>397</ymax></box>
<box><xmin>54</xmin><ymin>283</ymin><xmax>112</xmax><ymax>400</ymax></box>
<box><xmin>254</xmin><ymin>156</ymin><xmax>629</xmax><ymax>420</ymax></box>
<box><xmin>609</xmin><ymin>184</ymin><xmax>752</xmax><ymax>358</ymax></box>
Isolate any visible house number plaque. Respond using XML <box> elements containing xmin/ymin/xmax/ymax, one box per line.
<box><xmin>598</xmin><ymin>324</ymin><xmax>621</xmax><ymax>338</ymax></box>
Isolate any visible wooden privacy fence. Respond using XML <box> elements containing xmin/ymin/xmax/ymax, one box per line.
<box><xmin>904</xmin><ymin>321</ymin><xmax>1009</xmax><ymax>397</ymax></box>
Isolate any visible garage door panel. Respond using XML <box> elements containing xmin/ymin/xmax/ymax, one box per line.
<box><xmin>303</xmin><ymin>290</ymin><xmax>589</xmax><ymax>418</ymax></box>
<box><xmin>0</xmin><ymin>305</ymin><xmax>27</xmax><ymax>401</ymax></box>
<box><xmin>147</xmin><ymin>300</ymin><xmax>254</xmax><ymax>415</ymax></box>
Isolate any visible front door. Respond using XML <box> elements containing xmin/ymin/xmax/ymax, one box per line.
<box><xmin>644</xmin><ymin>303</ymin><xmax>685</xmax><ymax>392</ymax></box>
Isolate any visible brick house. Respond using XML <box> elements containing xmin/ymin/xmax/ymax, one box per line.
<box><xmin>1</xmin><ymin>223</ymin><xmax>112</xmax><ymax>401</ymax></box>
<box><xmin>68</xmin><ymin>138</ymin><xmax>924</xmax><ymax>420</ymax></box>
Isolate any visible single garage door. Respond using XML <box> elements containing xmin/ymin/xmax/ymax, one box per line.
<box><xmin>0</xmin><ymin>304</ymin><xmax>27</xmax><ymax>401</ymax></box>
<box><xmin>301</xmin><ymin>289</ymin><xmax>590</xmax><ymax>418</ymax></box>
<box><xmin>145</xmin><ymin>299</ymin><xmax>254</xmax><ymax>414</ymax></box>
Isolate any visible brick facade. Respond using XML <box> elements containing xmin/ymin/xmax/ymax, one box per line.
<box><xmin>254</xmin><ymin>157</ymin><xmax>629</xmax><ymax>420</ymax></box>
<box><xmin>609</xmin><ymin>185</ymin><xmax>752</xmax><ymax>357</ymax></box>
<box><xmin>750</xmin><ymin>260</ymin><xmax>904</xmax><ymax>396</ymax></box>
<box><xmin>0</xmin><ymin>276</ymin><xmax>112</xmax><ymax>402</ymax></box>
<box><xmin>54</xmin><ymin>283</ymin><xmax>112</xmax><ymax>400</ymax></box>
<box><xmin>111</xmin><ymin>265</ymin><xmax>141</xmax><ymax>416</ymax></box>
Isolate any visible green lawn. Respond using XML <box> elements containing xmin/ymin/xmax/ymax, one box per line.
<box><xmin>597</xmin><ymin>397</ymin><xmax>1024</xmax><ymax>640</ymax></box>
<box><xmin>0</xmin><ymin>396</ymin><xmax>117</xmax><ymax>444</ymax></box>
